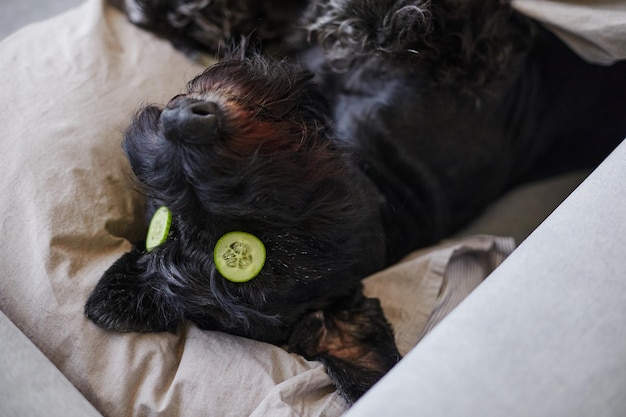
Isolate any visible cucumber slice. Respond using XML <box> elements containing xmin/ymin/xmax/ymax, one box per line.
<box><xmin>214</xmin><ymin>231</ymin><xmax>266</xmax><ymax>282</ymax></box>
<box><xmin>146</xmin><ymin>206</ymin><xmax>172</xmax><ymax>251</ymax></box>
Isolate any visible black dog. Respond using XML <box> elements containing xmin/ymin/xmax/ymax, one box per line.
<box><xmin>86</xmin><ymin>0</ymin><xmax>626</xmax><ymax>404</ymax></box>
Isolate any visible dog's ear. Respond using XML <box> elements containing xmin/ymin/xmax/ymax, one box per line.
<box><xmin>288</xmin><ymin>296</ymin><xmax>401</xmax><ymax>404</ymax></box>
<box><xmin>85</xmin><ymin>247</ymin><xmax>184</xmax><ymax>333</ymax></box>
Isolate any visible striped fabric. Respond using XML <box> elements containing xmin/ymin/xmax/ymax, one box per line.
<box><xmin>364</xmin><ymin>235</ymin><xmax>516</xmax><ymax>356</ymax></box>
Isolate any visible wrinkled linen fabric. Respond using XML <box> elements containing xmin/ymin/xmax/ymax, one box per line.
<box><xmin>512</xmin><ymin>0</ymin><xmax>626</xmax><ymax>64</ymax></box>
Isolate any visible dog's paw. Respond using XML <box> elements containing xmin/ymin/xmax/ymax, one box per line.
<box><xmin>289</xmin><ymin>297</ymin><xmax>401</xmax><ymax>404</ymax></box>
<box><xmin>84</xmin><ymin>248</ymin><xmax>182</xmax><ymax>333</ymax></box>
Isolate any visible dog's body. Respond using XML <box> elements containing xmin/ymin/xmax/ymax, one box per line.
<box><xmin>86</xmin><ymin>0</ymin><xmax>626</xmax><ymax>403</ymax></box>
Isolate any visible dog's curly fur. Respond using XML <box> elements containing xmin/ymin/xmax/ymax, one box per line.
<box><xmin>87</xmin><ymin>0</ymin><xmax>626</xmax><ymax>404</ymax></box>
<box><xmin>111</xmin><ymin>0</ymin><xmax>310</xmax><ymax>56</ymax></box>
<box><xmin>305</xmin><ymin>0</ymin><xmax>535</xmax><ymax>94</ymax></box>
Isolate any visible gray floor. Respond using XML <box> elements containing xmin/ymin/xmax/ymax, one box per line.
<box><xmin>0</xmin><ymin>0</ymin><xmax>84</xmax><ymax>39</ymax></box>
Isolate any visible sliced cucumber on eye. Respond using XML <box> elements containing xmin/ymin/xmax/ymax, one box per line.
<box><xmin>146</xmin><ymin>206</ymin><xmax>172</xmax><ymax>251</ymax></box>
<box><xmin>214</xmin><ymin>231</ymin><xmax>266</xmax><ymax>283</ymax></box>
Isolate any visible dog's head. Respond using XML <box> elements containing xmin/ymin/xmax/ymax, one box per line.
<box><xmin>120</xmin><ymin>56</ymin><xmax>384</xmax><ymax>342</ymax></box>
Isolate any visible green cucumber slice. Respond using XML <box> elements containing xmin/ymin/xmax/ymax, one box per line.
<box><xmin>214</xmin><ymin>231</ymin><xmax>266</xmax><ymax>282</ymax></box>
<box><xmin>146</xmin><ymin>206</ymin><xmax>172</xmax><ymax>251</ymax></box>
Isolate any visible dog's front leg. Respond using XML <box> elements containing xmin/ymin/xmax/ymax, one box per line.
<box><xmin>85</xmin><ymin>247</ymin><xmax>183</xmax><ymax>333</ymax></box>
<box><xmin>288</xmin><ymin>296</ymin><xmax>401</xmax><ymax>404</ymax></box>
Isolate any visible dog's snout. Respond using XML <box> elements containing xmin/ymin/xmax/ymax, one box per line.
<box><xmin>160</xmin><ymin>99</ymin><xmax>221</xmax><ymax>144</ymax></box>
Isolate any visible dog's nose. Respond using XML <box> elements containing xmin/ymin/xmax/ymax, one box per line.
<box><xmin>160</xmin><ymin>99</ymin><xmax>221</xmax><ymax>143</ymax></box>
